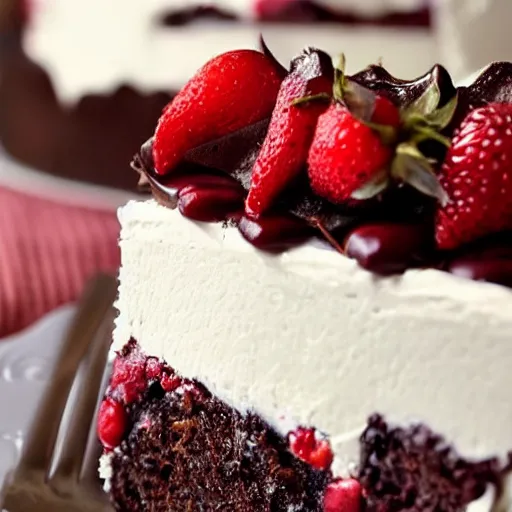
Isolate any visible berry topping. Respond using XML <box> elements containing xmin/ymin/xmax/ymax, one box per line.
<box><xmin>436</xmin><ymin>103</ymin><xmax>512</xmax><ymax>249</ymax></box>
<box><xmin>160</xmin><ymin>372</ymin><xmax>182</xmax><ymax>393</ymax></box>
<box><xmin>110</xmin><ymin>349</ymin><xmax>147</xmax><ymax>404</ymax></box>
<box><xmin>178</xmin><ymin>185</ymin><xmax>244</xmax><ymax>222</ymax></box>
<box><xmin>145</xmin><ymin>357</ymin><xmax>163</xmax><ymax>380</ymax></box>
<box><xmin>238</xmin><ymin>213</ymin><xmax>313</xmax><ymax>251</ymax></box>
<box><xmin>323</xmin><ymin>478</ymin><xmax>363</xmax><ymax>512</ymax></box>
<box><xmin>308</xmin><ymin>57</ymin><xmax>456</xmax><ymax>206</ymax></box>
<box><xmin>308</xmin><ymin>102</ymin><xmax>394</xmax><ymax>204</ymax></box>
<box><xmin>344</xmin><ymin>223</ymin><xmax>431</xmax><ymax>275</ymax></box>
<box><xmin>153</xmin><ymin>50</ymin><xmax>283</xmax><ymax>175</ymax></box>
<box><xmin>288</xmin><ymin>427</ymin><xmax>333</xmax><ymax>470</ymax></box>
<box><xmin>97</xmin><ymin>398</ymin><xmax>127</xmax><ymax>450</ymax></box>
<box><xmin>246</xmin><ymin>49</ymin><xmax>333</xmax><ymax>216</ymax></box>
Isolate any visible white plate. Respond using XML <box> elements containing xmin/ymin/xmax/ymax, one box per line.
<box><xmin>0</xmin><ymin>305</ymin><xmax>77</xmax><ymax>482</ymax></box>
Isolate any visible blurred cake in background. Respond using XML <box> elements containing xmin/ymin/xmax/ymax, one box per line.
<box><xmin>0</xmin><ymin>0</ymin><xmax>435</xmax><ymax>190</ymax></box>
<box><xmin>435</xmin><ymin>0</ymin><xmax>512</xmax><ymax>83</ymax></box>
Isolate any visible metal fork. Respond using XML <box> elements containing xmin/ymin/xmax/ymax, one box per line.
<box><xmin>0</xmin><ymin>274</ymin><xmax>117</xmax><ymax>511</ymax></box>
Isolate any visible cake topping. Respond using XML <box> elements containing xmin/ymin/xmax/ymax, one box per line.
<box><xmin>436</xmin><ymin>103</ymin><xmax>512</xmax><ymax>250</ymax></box>
<box><xmin>152</xmin><ymin>49</ymin><xmax>284</xmax><ymax>175</ymax></box>
<box><xmin>245</xmin><ymin>47</ymin><xmax>333</xmax><ymax>216</ymax></box>
<box><xmin>134</xmin><ymin>46</ymin><xmax>512</xmax><ymax>289</ymax></box>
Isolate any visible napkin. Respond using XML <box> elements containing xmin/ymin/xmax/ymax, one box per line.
<box><xmin>0</xmin><ymin>185</ymin><xmax>120</xmax><ymax>337</ymax></box>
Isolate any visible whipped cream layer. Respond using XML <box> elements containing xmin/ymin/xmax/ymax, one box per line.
<box><xmin>25</xmin><ymin>0</ymin><xmax>434</xmax><ymax>103</ymax></box>
<box><xmin>114</xmin><ymin>200</ymin><xmax>512</xmax><ymax>490</ymax></box>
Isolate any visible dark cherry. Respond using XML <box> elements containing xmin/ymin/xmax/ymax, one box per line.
<box><xmin>448</xmin><ymin>258</ymin><xmax>512</xmax><ymax>288</ymax></box>
<box><xmin>164</xmin><ymin>172</ymin><xmax>242</xmax><ymax>195</ymax></box>
<box><xmin>238</xmin><ymin>214</ymin><xmax>313</xmax><ymax>252</ymax></box>
<box><xmin>446</xmin><ymin>233</ymin><xmax>512</xmax><ymax>287</ymax></box>
<box><xmin>178</xmin><ymin>186</ymin><xmax>244</xmax><ymax>222</ymax></box>
<box><xmin>344</xmin><ymin>223</ymin><xmax>432</xmax><ymax>275</ymax></box>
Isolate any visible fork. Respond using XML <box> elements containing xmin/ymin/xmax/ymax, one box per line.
<box><xmin>0</xmin><ymin>274</ymin><xmax>117</xmax><ymax>511</ymax></box>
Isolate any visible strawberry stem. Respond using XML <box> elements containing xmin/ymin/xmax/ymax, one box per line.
<box><xmin>291</xmin><ymin>93</ymin><xmax>332</xmax><ymax>107</ymax></box>
<box><xmin>310</xmin><ymin>217</ymin><xmax>345</xmax><ymax>254</ymax></box>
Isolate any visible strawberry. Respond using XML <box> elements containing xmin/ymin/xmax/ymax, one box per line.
<box><xmin>245</xmin><ymin>67</ymin><xmax>332</xmax><ymax>217</ymax></box>
<box><xmin>307</xmin><ymin>99</ymin><xmax>397</xmax><ymax>204</ymax></box>
<box><xmin>436</xmin><ymin>103</ymin><xmax>512</xmax><ymax>250</ymax></box>
<box><xmin>153</xmin><ymin>50</ymin><xmax>283</xmax><ymax>175</ymax></box>
<box><xmin>307</xmin><ymin>65</ymin><xmax>457</xmax><ymax>206</ymax></box>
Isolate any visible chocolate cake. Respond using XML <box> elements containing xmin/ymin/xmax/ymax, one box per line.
<box><xmin>98</xmin><ymin>43</ymin><xmax>512</xmax><ymax>511</ymax></box>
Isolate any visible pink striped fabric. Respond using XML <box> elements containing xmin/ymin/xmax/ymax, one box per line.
<box><xmin>0</xmin><ymin>186</ymin><xmax>120</xmax><ymax>338</ymax></box>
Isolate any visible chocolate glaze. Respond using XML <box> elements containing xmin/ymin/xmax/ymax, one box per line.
<box><xmin>159</xmin><ymin>1</ymin><xmax>431</xmax><ymax>27</ymax></box>
<box><xmin>137</xmin><ymin>49</ymin><xmax>512</xmax><ymax>288</ymax></box>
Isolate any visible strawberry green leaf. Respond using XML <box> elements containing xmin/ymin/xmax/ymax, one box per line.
<box><xmin>365</xmin><ymin>121</ymin><xmax>397</xmax><ymax>145</ymax></box>
<box><xmin>403</xmin><ymin>81</ymin><xmax>441</xmax><ymax>118</ymax></box>
<box><xmin>411</xmin><ymin>125</ymin><xmax>451</xmax><ymax>147</ymax></box>
<box><xmin>333</xmin><ymin>54</ymin><xmax>347</xmax><ymax>101</ymax></box>
<box><xmin>351</xmin><ymin>169</ymin><xmax>390</xmax><ymax>200</ymax></box>
<box><xmin>291</xmin><ymin>93</ymin><xmax>332</xmax><ymax>107</ymax></box>
<box><xmin>344</xmin><ymin>80</ymin><xmax>378</xmax><ymax>122</ymax></box>
<box><xmin>392</xmin><ymin>143</ymin><xmax>448</xmax><ymax>205</ymax></box>
<box><xmin>423</xmin><ymin>93</ymin><xmax>458</xmax><ymax>130</ymax></box>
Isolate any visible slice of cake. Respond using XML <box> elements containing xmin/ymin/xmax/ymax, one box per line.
<box><xmin>98</xmin><ymin>46</ymin><xmax>512</xmax><ymax>511</ymax></box>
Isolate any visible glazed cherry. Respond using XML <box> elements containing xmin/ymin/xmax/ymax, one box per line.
<box><xmin>446</xmin><ymin>233</ymin><xmax>512</xmax><ymax>287</ymax></box>
<box><xmin>448</xmin><ymin>258</ymin><xmax>512</xmax><ymax>287</ymax></box>
<box><xmin>324</xmin><ymin>478</ymin><xmax>363</xmax><ymax>512</ymax></box>
<box><xmin>97</xmin><ymin>398</ymin><xmax>128</xmax><ymax>450</ymax></box>
<box><xmin>164</xmin><ymin>172</ymin><xmax>242</xmax><ymax>195</ymax></box>
<box><xmin>344</xmin><ymin>222</ymin><xmax>431</xmax><ymax>275</ymax></box>
<box><xmin>238</xmin><ymin>214</ymin><xmax>313</xmax><ymax>251</ymax></box>
<box><xmin>288</xmin><ymin>427</ymin><xmax>333</xmax><ymax>470</ymax></box>
<box><xmin>178</xmin><ymin>186</ymin><xmax>244</xmax><ymax>222</ymax></box>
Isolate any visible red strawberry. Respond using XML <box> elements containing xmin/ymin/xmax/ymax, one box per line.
<box><xmin>436</xmin><ymin>103</ymin><xmax>512</xmax><ymax>250</ymax></box>
<box><xmin>153</xmin><ymin>50</ymin><xmax>283</xmax><ymax>175</ymax></box>
<box><xmin>245</xmin><ymin>72</ymin><xmax>332</xmax><ymax>217</ymax></box>
<box><xmin>307</xmin><ymin>97</ymin><xmax>398</xmax><ymax>204</ymax></box>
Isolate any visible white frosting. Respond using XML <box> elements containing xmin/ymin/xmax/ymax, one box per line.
<box><xmin>25</xmin><ymin>0</ymin><xmax>434</xmax><ymax>103</ymax></box>
<box><xmin>113</xmin><ymin>199</ymin><xmax>512</xmax><ymax>508</ymax></box>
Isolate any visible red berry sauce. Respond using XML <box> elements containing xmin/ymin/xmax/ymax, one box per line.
<box><xmin>288</xmin><ymin>427</ymin><xmax>334</xmax><ymax>470</ymax></box>
<box><xmin>97</xmin><ymin>398</ymin><xmax>127</xmax><ymax>450</ymax></box>
<box><xmin>98</xmin><ymin>340</ymin><xmax>185</xmax><ymax>450</ymax></box>
<box><xmin>323</xmin><ymin>478</ymin><xmax>363</xmax><ymax>512</ymax></box>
